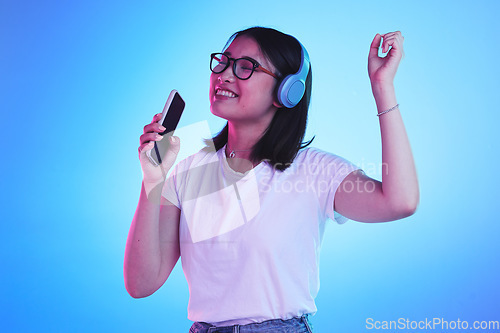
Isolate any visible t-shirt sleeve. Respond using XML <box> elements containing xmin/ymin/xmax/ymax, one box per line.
<box><xmin>310</xmin><ymin>149</ymin><xmax>362</xmax><ymax>224</ymax></box>
<box><xmin>160</xmin><ymin>148</ymin><xmax>214</xmax><ymax>209</ymax></box>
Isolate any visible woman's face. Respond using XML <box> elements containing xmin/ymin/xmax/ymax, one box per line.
<box><xmin>209</xmin><ymin>35</ymin><xmax>280</xmax><ymax>125</ymax></box>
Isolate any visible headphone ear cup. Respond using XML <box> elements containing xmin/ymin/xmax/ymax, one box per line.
<box><xmin>277</xmin><ymin>74</ymin><xmax>305</xmax><ymax>108</ymax></box>
<box><xmin>276</xmin><ymin>42</ymin><xmax>310</xmax><ymax>109</ymax></box>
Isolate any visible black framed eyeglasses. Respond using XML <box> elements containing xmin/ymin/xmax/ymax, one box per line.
<box><xmin>210</xmin><ymin>53</ymin><xmax>278</xmax><ymax>80</ymax></box>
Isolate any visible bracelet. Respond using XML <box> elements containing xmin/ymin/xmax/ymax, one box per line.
<box><xmin>377</xmin><ymin>104</ymin><xmax>399</xmax><ymax>116</ymax></box>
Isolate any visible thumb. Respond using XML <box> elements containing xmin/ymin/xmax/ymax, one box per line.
<box><xmin>169</xmin><ymin>136</ymin><xmax>180</xmax><ymax>154</ymax></box>
<box><xmin>369</xmin><ymin>33</ymin><xmax>381</xmax><ymax>58</ymax></box>
<box><xmin>160</xmin><ymin>136</ymin><xmax>181</xmax><ymax>171</ymax></box>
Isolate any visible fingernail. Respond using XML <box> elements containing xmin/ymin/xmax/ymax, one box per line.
<box><xmin>170</xmin><ymin>136</ymin><xmax>176</xmax><ymax>143</ymax></box>
<box><xmin>156</xmin><ymin>134</ymin><xmax>163</xmax><ymax>140</ymax></box>
<box><xmin>159</xmin><ymin>125</ymin><xmax>166</xmax><ymax>131</ymax></box>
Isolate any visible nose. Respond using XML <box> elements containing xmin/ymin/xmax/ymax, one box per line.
<box><xmin>218</xmin><ymin>62</ymin><xmax>235</xmax><ymax>82</ymax></box>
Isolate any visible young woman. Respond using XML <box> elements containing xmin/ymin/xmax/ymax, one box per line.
<box><xmin>125</xmin><ymin>27</ymin><xmax>419</xmax><ymax>333</ymax></box>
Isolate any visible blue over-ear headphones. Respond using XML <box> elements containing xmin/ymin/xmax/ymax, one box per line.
<box><xmin>276</xmin><ymin>42</ymin><xmax>310</xmax><ymax>108</ymax></box>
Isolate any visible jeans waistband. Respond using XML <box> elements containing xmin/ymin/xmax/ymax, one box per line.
<box><xmin>190</xmin><ymin>313</ymin><xmax>313</xmax><ymax>333</ymax></box>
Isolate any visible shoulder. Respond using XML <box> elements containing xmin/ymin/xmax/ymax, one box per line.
<box><xmin>295</xmin><ymin>147</ymin><xmax>353</xmax><ymax>166</ymax></box>
<box><xmin>288</xmin><ymin>147</ymin><xmax>360</xmax><ymax>179</ymax></box>
<box><xmin>171</xmin><ymin>147</ymin><xmax>220</xmax><ymax>175</ymax></box>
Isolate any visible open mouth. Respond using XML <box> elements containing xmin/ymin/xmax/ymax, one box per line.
<box><xmin>216</xmin><ymin>88</ymin><xmax>238</xmax><ymax>98</ymax></box>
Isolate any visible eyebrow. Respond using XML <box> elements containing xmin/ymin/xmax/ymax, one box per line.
<box><xmin>220</xmin><ymin>51</ymin><xmax>278</xmax><ymax>78</ymax></box>
<box><xmin>223</xmin><ymin>51</ymin><xmax>260</xmax><ymax>63</ymax></box>
<box><xmin>224</xmin><ymin>51</ymin><xmax>255</xmax><ymax>59</ymax></box>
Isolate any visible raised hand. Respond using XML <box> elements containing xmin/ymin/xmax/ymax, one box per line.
<box><xmin>138</xmin><ymin>112</ymin><xmax>180</xmax><ymax>186</ymax></box>
<box><xmin>368</xmin><ymin>31</ymin><xmax>404</xmax><ymax>86</ymax></box>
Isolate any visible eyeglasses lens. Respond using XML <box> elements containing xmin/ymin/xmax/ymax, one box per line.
<box><xmin>211</xmin><ymin>54</ymin><xmax>255</xmax><ymax>80</ymax></box>
<box><xmin>211</xmin><ymin>54</ymin><xmax>228</xmax><ymax>73</ymax></box>
<box><xmin>234</xmin><ymin>59</ymin><xmax>254</xmax><ymax>79</ymax></box>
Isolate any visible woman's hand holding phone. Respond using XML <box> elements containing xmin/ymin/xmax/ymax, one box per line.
<box><xmin>138</xmin><ymin>112</ymin><xmax>180</xmax><ymax>186</ymax></box>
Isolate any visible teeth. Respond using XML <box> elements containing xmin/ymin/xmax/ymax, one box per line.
<box><xmin>216</xmin><ymin>89</ymin><xmax>237</xmax><ymax>98</ymax></box>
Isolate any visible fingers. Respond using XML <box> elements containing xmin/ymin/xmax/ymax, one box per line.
<box><xmin>140</xmin><ymin>131</ymin><xmax>164</xmax><ymax>146</ymax></box>
<box><xmin>138</xmin><ymin>113</ymin><xmax>166</xmax><ymax>154</ymax></box>
<box><xmin>152</xmin><ymin>112</ymin><xmax>162</xmax><ymax>122</ymax></box>
<box><xmin>144</xmin><ymin>115</ymin><xmax>166</xmax><ymax>134</ymax></box>
<box><xmin>381</xmin><ymin>31</ymin><xmax>402</xmax><ymax>38</ymax></box>
<box><xmin>138</xmin><ymin>134</ymin><xmax>163</xmax><ymax>154</ymax></box>
<box><xmin>369</xmin><ymin>31</ymin><xmax>403</xmax><ymax>57</ymax></box>
<box><xmin>369</xmin><ymin>33</ymin><xmax>382</xmax><ymax>58</ymax></box>
<box><xmin>159</xmin><ymin>136</ymin><xmax>181</xmax><ymax>171</ymax></box>
<box><xmin>142</xmin><ymin>113</ymin><xmax>166</xmax><ymax>142</ymax></box>
<box><xmin>139</xmin><ymin>136</ymin><xmax>180</xmax><ymax>168</ymax></box>
<box><xmin>380</xmin><ymin>31</ymin><xmax>404</xmax><ymax>54</ymax></box>
<box><xmin>138</xmin><ymin>141</ymin><xmax>154</xmax><ymax>155</ymax></box>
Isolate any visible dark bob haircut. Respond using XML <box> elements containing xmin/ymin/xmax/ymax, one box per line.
<box><xmin>209</xmin><ymin>26</ymin><xmax>313</xmax><ymax>171</ymax></box>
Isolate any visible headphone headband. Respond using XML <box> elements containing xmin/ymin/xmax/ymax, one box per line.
<box><xmin>277</xmin><ymin>42</ymin><xmax>310</xmax><ymax>108</ymax></box>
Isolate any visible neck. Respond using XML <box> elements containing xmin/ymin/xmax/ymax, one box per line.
<box><xmin>226</xmin><ymin>121</ymin><xmax>266</xmax><ymax>161</ymax></box>
<box><xmin>224</xmin><ymin>121</ymin><xmax>270</xmax><ymax>173</ymax></box>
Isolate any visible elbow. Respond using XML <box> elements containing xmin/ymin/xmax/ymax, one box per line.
<box><xmin>127</xmin><ymin>291</ymin><xmax>150</xmax><ymax>299</ymax></box>
<box><xmin>124</xmin><ymin>276</ymin><xmax>156</xmax><ymax>299</ymax></box>
<box><xmin>125</xmin><ymin>283</ymin><xmax>142</xmax><ymax>299</ymax></box>
<box><xmin>396</xmin><ymin>194</ymin><xmax>419</xmax><ymax>219</ymax></box>
<box><xmin>408</xmin><ymin>189</ymin><xmax>420</xmax><ymax>216</ymax></box>
<box><xmin>124</xmin><ymin>279</ymin><xmax>142</xmax><ymax>298</ymax></box>
<box><xmin>386</xmin><ymin>191</ymin><xmax>419</xmax><ymax>220</ymax></box>
<box><xmin>391</xmin><ymin>180</ymin><xmax>420</xmax><ymax>219</ymax></box>
<box><xmin>402</xmin><ymin>203</ymin><xmax>417</xmax><ymax>218</ymax></box>
<box><xmin>125</xmin><ymin>283</ymin><xmax>154</xmax><ymax>299</ymax></box>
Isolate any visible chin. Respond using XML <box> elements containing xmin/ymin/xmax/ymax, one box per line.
<box><xmin>210</xmin><ymin>103</ymin><xmax>231</xmax><ymax>120</ymax></box>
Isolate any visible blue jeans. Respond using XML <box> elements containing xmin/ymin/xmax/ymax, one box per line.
<box><xmin>189</xmin><ymin>314</ymin><xmax>314</xmax><ymax>333</ymax></box>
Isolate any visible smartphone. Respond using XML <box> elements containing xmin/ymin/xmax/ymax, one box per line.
<box><xmin>146</xmin><ymin>90</ymin><xmax>185</xmax><ymax>166</ymax></box>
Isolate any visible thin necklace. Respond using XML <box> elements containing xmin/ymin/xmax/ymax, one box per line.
<box><xmin>226</xmin><ymin>145</ymin><xmax>251</xmax><ymax>158</ymax></box>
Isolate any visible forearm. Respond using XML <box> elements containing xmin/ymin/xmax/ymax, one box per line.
<box><xmin>124</xmin><ymin>181</ymin><xmax>164</xmax><ymax>298</ymax></box>
<box><xmin>372</xmin><ymin>83</ymin><xmax>419</xmax><ymax>213</ymax></box>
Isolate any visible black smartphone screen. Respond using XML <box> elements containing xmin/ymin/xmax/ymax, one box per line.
<box><xmin>160</xmin><ymin>92</ymin><xmax>185</xmax><ymax>135</ymax></box>
<box><xmin>152</xmin><ymin>92</ymin><xmax>185</xmax><ymax>165</ymax></box>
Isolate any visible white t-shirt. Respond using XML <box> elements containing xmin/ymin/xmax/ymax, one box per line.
<box><xmin>162</xmin><ymin>146</ymin><xmax>361</xmax><ymax>326</ymax></box>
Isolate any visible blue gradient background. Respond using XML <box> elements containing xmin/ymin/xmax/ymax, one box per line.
<box><xmin>2</xmin><ymin>0</ymin><xmax>499</xmax><ymax>332</ymax></box>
